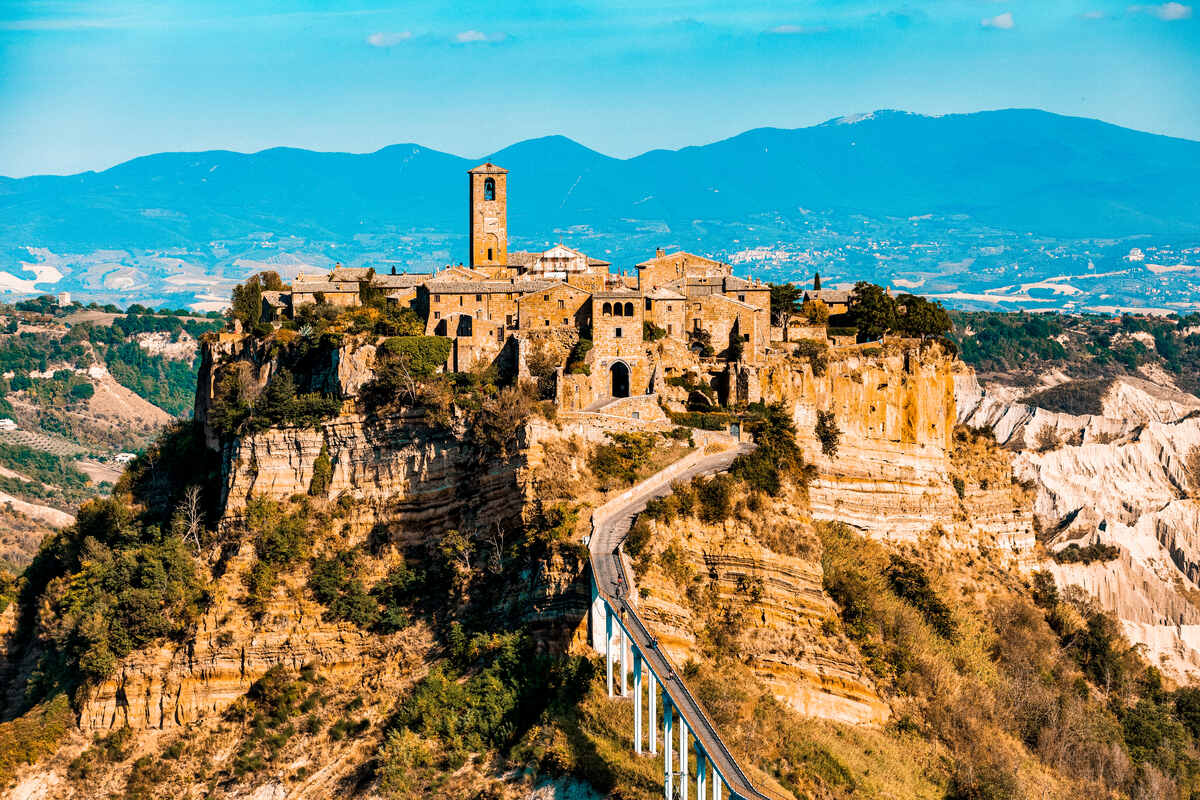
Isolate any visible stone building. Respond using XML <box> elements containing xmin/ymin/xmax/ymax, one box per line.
<box><xmin>258</xmin><ymin>161</ymin><xmax>815</xmax><ymax>409</ymax></box>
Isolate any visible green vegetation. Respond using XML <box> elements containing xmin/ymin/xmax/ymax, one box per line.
<box><xmin>565</xmin><ymin>337</ymin><xmax>592</xmax><ymax>375</ymax></box>
<box><xmin>818</xmin><ymin>521</ymin><xmax>1200</xmax><ymax>799</ymax></box>
<box><xmin>241</xmin><ymin>496</ymin><xmax>311</xmax><ymax>617</ymax></box>
<box><xmin>386</xmin><ymin>631</ymin><xmax>592</xmax><ymax>777</ymax></box>
<box><xmin>1022</xmin><ymin>378</ymin><xmax>1113</xmax><ymax>416</ymax></box>
<box><xmin>815</xmin><ymin>409</ymin><xmax>841</xmax><ymax>458</ymax></box>
<box><xmin>588</xmin><ymin>432</ymin><xmax>655</xmax><ymax>489</ymax></box>
<box><xmin>792</xmin><ymin>337</ymin><xmax>829</xmax><ymax>376</ymax></box>
<box><xmin>847</xmin><ymin>282</ymin><xmax>953</xmax><ymax>343</ymax></box>
<box><xmin>1051</xmin><ymin>542</ymin><xmax>1122</xmax><ymax>564</ymax></box>
<box><xmin>225</xmin><ymin>664</ymin><xmax>325</xmax><ymax>777</ymax></box>
<box><xmin>769</xmin><ymin>282</ymin><xmax>803</xmax><ymax>327</ymax></box>
<box><xmin>209</xmin><ymin>367</ymin><xmax>342</xmax><ymax>438</ymax></box>
<box><xmin>643</xmin><ymin>320</ymin><xmax>666</xmax><ymax>341</ymax></box>
<box><xmin>308</xmin><ymin>549</ymin><xmax>422</xmax><ymax>633</ymax></box>
<box><xmin>0</xmin><ymin>694</ymin><xmax>74</xmax><ymax>785</ymax></box>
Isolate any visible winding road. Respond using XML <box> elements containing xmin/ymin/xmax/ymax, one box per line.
<box><xmin>590</xmin><ymin>442</ymin><xmax>786</xmax><ymax>800</ymax></box>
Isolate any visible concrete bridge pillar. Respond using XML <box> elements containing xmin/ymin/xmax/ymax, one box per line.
<box><xmin>605</xmin><ymin>606</ymin><xmax>614</xmax><ymax>697</ymax></box>
<box><xmin>713</xmin><ymin>774</ymin><xmax>723</xmax><ymax>800</ymax></box>
<box><xmin>696</xmin><ymin>746</ymin><xmax>706</xmax><ymax>800</ymax></box>
<box><xmin>679</xmin><ymin>719</ymin><xmax>689</xmax><ymax>800</ymax></box>
<box><xmin>620</xmin><ymin>626</ymin><xmax>629</xmax><ymax>696</ymax></box>
<box><xmin>589</xmin><ymin>575</ymin><xmax>606</xmax><ymax>652</ymax></box>
<box><xmin>648</xmin><ymin>673</ymin><xmax>657</xmax><ymax>755</ymax></box>
<box><xmin>634</xmin><ymin>649</ymin><xmax>643</xmax><ymax>754</ymax></box>
<box><xmin>663</xmin><ymin>700</ymin><xmax>673</xmax><ymax>799</ymax></box>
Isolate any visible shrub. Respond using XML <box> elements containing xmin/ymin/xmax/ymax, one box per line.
<box><xmin>643</xmin><ymin>321</ymin><xmax>667</xmax><ymax>341</ymax></box>
<box><xmin>588</xmin><ymin>432</ymin><xmax>655</xmax><ymax>489</ymax></box>
<box><xmin>1034</xmin><ymin>425</ymin><xmax>1061</xmax><ymax>453</ymax></box>
<box><xmin>884</xmin><ymin>555</ymin><xmax>957</xmax><ymax>640</ymax></box>
<box><xmin>308</xmin><ymin>442</ymin><xmax>332</xmax><ymax>497</ymax></box>
<box><xmin>1023</xmin><ymin>378</ymin><xmax>1112</xmax><ymax>417</ymax></box>
<box><xmin>815</xmin><ymin>410</ymin><xmax>841</xmax><ymax>458</ymax></box>
<box><xmin>1051</xmin><ymin>542</ymin><xmax>1121</xmax><ymax>564</ymax></box>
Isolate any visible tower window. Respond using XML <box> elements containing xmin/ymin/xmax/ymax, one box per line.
<box><xmin>615</xmin><ymin>327</ymin><xmax>623</xmax><ymax>338</ymax></box>
<box><xmin>487</xmin><ymin>248</ymin><xmax>494</xmax><ymax>261</ymax></box>
<box><xmin>602</xmin><ymin>302</ymin><xmax>612</xmax><ymax>316</ymax></box>
<box><xmin>484</xmin><ymin>177</ymin><xmax>496</xmax><ymax>201</ymax></box>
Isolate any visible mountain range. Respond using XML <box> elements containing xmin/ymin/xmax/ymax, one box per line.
<box><xmin>2</xmin><ymin>108</ymin><xmax>1199</xmax><ymax>310</ymax></box>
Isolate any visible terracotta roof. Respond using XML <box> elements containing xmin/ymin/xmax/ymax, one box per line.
<box><xmin>700</xmin><ymin>293</ymin><xmax>761</xmax><ymax>311</ymax></box>
<box><xmin>373</xmin><ymin>273</ymin><xmax>430</xmax><ymax>288</ymax></box>
<box><xmin>515</xmin><ymin>282</ymin><xmax>590</xmax><ymax>301</ymax></box>
<box><xmin>593</xmin><ymin>290</ymin><xmax>643</xmax><ymax>299</ymax></box>
<box><xmin>635</xmin><ymin>250</ymin><xmax>725</xmax><ymax>269</ymax></box>
<box><xmin>723</xmin><ymin>276</ymin><xmax>765</xmax><ymax>291</ymax></box>
<box><xmin>330</xmin><ymin>267</ymin><xmax>374</xmax><ymax>281</ymax></box>
<box><xmin>468</xmin><ymin>162</ymin><xmax>508</xmax><ymax>174</ymax></box>
<box><xmin>646</xmin><ymin>287</ymin><xmax>687</xmax><ymax>301</ymax></box>
<box><xmin>587</xmin><ymin>258</ymin><xmax>611</xmax><ymax>267</ymax></box>
<box><xmin>425</xmin><ymin>279</ymin><xmax>559</xmax><ymax>295</ymax></box>
<box><xmin>291</xmin><ymin>282</ymin><xmax>359</xmax><ymax>294</ymax></box>
<box><xmin>261</xmin><ymin>291</ymin><xmax>288</xmax><ymax>307</ymax></box>
<box><xmin>804</xmin><ymin>289</ymin><xmax>852</xmax><ymax>303</ymax></box>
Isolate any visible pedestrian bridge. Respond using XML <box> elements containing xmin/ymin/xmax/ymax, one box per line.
<box><xmin>586</xmin><ymin>445</ymin><xmax>786</xmax><ymax>800</ymax></box>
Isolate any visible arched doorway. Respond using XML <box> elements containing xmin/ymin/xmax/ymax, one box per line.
<box><xmin>610</xmin><ymin>362</ymin><xmax>630</xmax><ymax>398</ymax></box>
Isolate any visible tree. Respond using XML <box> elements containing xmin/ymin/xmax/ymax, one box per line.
<box><xmin>801</xmin><ymin>299</ymin><xmax>830</xmax><ymax>325</ymax></box>
<box><xmin>769</xmin><ymin>283</ymin><xmax>803</xmax><ymax>327</ymax></box>
<box><xmin>813</xmin><ymin>271</ymin><xmax>822</xmax><ymax>290</ymax></box>
<box><xmin>848</xmin><ymin>282</ymin><xmax>897</xmax><ymax>342</ymax></box>
<box><xmin>179</xmin><ymin>485</ymin><xmax>204</xmax><ymax>554</ymax></box>
<box><xmin>230</xmin><ymin>276</ymin><xmax>264</xmax><ymax>331</ymax></box>
<box><xmin>815</xmin><ymin>410</ymin><xmax>841</xmax><ymax>458</ymax></box>
<box><xmin>896</xmin><ymin>294</ymin><xmax>952</xmax><ymax>339</ymax></box>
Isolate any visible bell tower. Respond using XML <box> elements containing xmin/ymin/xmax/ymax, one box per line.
<box><xmin>468</xmin><ymin>163</ymin><xmax>507</xmax><ymax>270</ymax></box>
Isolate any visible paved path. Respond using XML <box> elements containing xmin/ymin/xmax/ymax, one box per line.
<box><xmin>590</xmin><ymin>443</ymin><xmax>786</xmax><ymax>800</ymax></box>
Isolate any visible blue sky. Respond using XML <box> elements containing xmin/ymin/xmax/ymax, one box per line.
<box><xmin>1</xmin><ymin>0</ymin><xmax>1197</xmax><ymax>177</ymax></box>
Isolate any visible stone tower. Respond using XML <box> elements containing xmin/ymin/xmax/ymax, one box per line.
<box><xmin>468</xmin><ymin>163</ymin><xmax>507</xmax><ymax>270</ymax></box>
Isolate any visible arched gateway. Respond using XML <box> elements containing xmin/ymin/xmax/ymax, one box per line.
<box><xmin>610</xmin><ymin>362</ymin><xmax>630</xmax><ymax>398</ymax></box>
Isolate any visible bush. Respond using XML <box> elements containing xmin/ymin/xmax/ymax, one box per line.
<box><xmin>308</xmin><ymin>443</ymin><xmax>332</xmax><ymax>497</ymax></box>
<box><xmin>1051</xmin><ymin>542</ymin><xmax>1121</xmax><ymax>564</ymax></box>
<box><xmin>815</xmin><ymin>410</ymin><xmax>841</xmax><ymax>458</ymax></box>
<box><xmin>643</xmin><ymin>321</ymin><xmax>667</xmax><ymax>341</ymax></box>
<box><xmin>1023</xmin><ymin>378</ymin><xmax>1112</xmax><ymax>417</ymax></box>
<box><xmin>565</xmin><ymin>338</ymin><xmax>592</xmax><ymax>375</ymax></box>
<box><xmin>588</xmin><ymin>433</ymin><xmax>655</xmax><ymax>489</ymax></box>
<box><xmin>1034</xmin><ymin>425</ymin><xmax>1061</xmax><ymax>453</ymax></box>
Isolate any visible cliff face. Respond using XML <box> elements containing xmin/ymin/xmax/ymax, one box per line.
<box><xmin>752</xmin><ymin>343</ymin><xmax>1033</xmax><ymax>557</ymax></box>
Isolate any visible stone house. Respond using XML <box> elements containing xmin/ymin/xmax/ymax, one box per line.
<box><xmin>516</xmin><ymin>282</ymin><xmax>592</xmax><ymax>332</ymax></box>
<box><xmin>802</xmin><ymin>288</ymin><xmax>852</xmax><ymax>316</ymax></box>
<box><xmin>644</xmin><ymin>287</ymin><xmax>686</xmax><ymax>338</ymax></box>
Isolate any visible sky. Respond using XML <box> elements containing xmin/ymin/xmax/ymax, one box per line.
<box><xmin>1</xmin><ymin>0</ymin><xmax>1198</xmax><ymax>177</ymax></box>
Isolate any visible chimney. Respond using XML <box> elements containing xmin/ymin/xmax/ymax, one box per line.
<box><xmin>656</xmin><ymin>247</ymin><xmax>665</xmax><ymax>258</ymax></box>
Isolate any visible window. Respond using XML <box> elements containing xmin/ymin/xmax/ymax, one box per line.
<box><xmin>613</xmin><ymin>303</ymin><xmax>623</xmax><ymax>317</ymax></box>
<box><xmin>743</xmin><ymin>333</ymin><xmax>750</xmax><ymax>341</ymax></box>
<box><xmin>487</xmin><ymin>248</ymin><xmax>494</xmax><ymax>260</ymax></box>
<box><xmin>562</xmin><ymin>317</ymin><xmax>568</xmax><ymax>325</ymax></box>
<box><xmin>738</xmin><ymin>294</ymin><xmax>745</xmax><ymax>303</ymax></box>
<box><xmin>558</xmin><ymin>299</ymin><xmax>565</xmax><ymax>309</ymax></box>
<box><xmin>433</xmin><ymin>311</ymin><xmax>441</xmax><ymax>319</ymax></box>
<box><xmin>544</xmin><ymin>294</ymin><xmax>550</xmax><ymax>301</ymax></box>
<box><xmin>476</xmin><ymin>294</ymin><xmax>482</xmax><ymax>302</ymax></box>
<box><xmin>459</xmin><ymin>296</ymin><xmax>463</xmax><ymax>306</ymax></box>
<box><xmin>506</xmin><ymin>314</ymin><xmax>513</xmax><ymax>327</ymax></box>
<box><xmin>645</xmin><ymin>298</ymin><xmax>652</xmax><ymax>311</ymax></box>
<box><xmin>545</xmin><ymin>319</ymin><xmax>550</xmax><ymax>326</ymax></box>
<box><xmin>667</xmin><ymin>304</ymin><xmax>673</xmax><ymax>312</ymax></box>
<box><xmin>615</xmin><ymin>327</ymin><xmax>623</xmax><ymax>338</ymax></box>
<box><xmin>434</xmin><ymin>294</ymin><xmax>441</xmax><ymax>302</ymax></box>
<box><xmin>624</xmin><ymin>302</ymin><xmax>634</xmax><ymax>316</ymax></box>
<box><xmin>668</xmin><ymin>324</ymin><xmax>673</xmax><ymax>335</ymax></box>
<box><xmin>484</xmin><ymin>177</ymin><xmax>496</xmax><ymax>201</ymax></box>
<box><xmin>602</xmin><ymin>302</ymin><xmax>612</xmax><ymax>316</ymax></box>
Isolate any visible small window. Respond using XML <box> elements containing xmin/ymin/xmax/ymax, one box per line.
<box><xmin>562</xmin><ymin>317</ymin><xmax>568</xmax><ymax>325</ymax></box>
<box><xmin>614</xmin><ymin>303</ymin><xmax>624</xmax><ymax>317</ymax></box>
<box><xmin>484</xmin><ymin>177</ymin><xmax>496</xmax><ymax>201</ymax></box>
<box><xmin>645</xmin><ymin>298</ymin><xmax>652</xmax><ymax>311</ymax></box>
<box><xmin>544</xmin><ymin>294</ymin><xmax>550</xmax><ymax>301</ymax></box>
<box><xmin>668</xmin><ymin>324</ymin><xmax>673</xmax><ymax>335</ymax></box>
<box><xmin>667</xmin><ymin>304</ymin><xmax>673</xmax><ymax>312</ymax></box>
<box><xmin>545</xmin><ymin>319</ymin><xmax>550</xmax><ymax>326</ymax></box>
<box><xmin>487</xmin><ymin>248</ymin><xmax>494</xmax><ymax>260</ymax></box>
<box><xmin>738</xmin><ymin>294</ymin><xmax>745</xmax><ymax>303</ymax></box>
<box><xmin>459</xmin><ymin>296</ymin><xmax>463</xmax><ymax>306</ymax></box>
<box><xmin>615</xmin><ymin>327</ymin><xmax>623</xmax><ymax>338</ymax></box>
<box><xmin>434</xmin><ymin>294</ymin><xmax>441</xmax><ymax>302</ymax></box>
<box><xmin>476</xmin><ymin>294</ymin><xmax>482</xmax><ymax>302</ymax></box>
<box><xmin>558</xmin><ymin>299</ymin><xmax>565</xmax><ymax>309</ymax></box>
<box><xmin>743</xmin><ymin>333</ymin><xmax>750</xmax><ymax>341</ymax></box>
<box><xmin>433</xmin><ymin>311</ymin><xmax>441</xmax><ymax>319</ymax></box>
<box><xmin>602</xmin><ymin>302</ymin><xmax>612</xmax><ymax>316</ymax></box>
<box><xmin>624</xmin><ymin>302</ymin><xmax>634</xmax><ymax>316</ymax></box>
<box><xmin>506</xmin><ymin>314</ymin><xmax>513</xmax><ymax>326</ymax></box>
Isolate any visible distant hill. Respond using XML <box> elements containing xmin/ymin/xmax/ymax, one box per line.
<box><xmin>3</xmin><ymin>109</ymin><xmax>1199</xmax><ymax>255</ymax></box>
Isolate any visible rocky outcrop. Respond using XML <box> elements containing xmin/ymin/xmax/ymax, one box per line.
<box><xmin>636</xmin><ymin>505</ymin><xmax>890</xmax><ymax>727</ymax></box>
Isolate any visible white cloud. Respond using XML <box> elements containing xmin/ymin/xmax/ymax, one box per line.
<box><xmin>366</xmin><ymin>31</ymin><xmax>412</xmax><ymax>47</ymax></box>
<box><xmin>981</xmin><ymin>11</ymin><xmax>1015</xmax><ymax>29</ymax></box>
<box><xmin>767</xmin><ymin>24</ymin><xmax>808</xmax><ymax>34</ymax></box>
<box><xmin>1082</xmin><ymin>10</ymin><xmax>1106</xmax><ymax>18</ymax></box>
<box><xmin>1130</xmin><ymin>2</ymin><xmax>1193</xmax><ymax>19</ymax></box>
<box><xmin>455</xmin><ymin>29</ymin><xmax>504</xmax><ymax>43</ymax></box>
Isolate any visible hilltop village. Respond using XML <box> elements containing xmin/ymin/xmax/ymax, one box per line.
<box><xmin>251</xmin><ymin>163</ymin><xmax>856</xmax><ymax>414</ymax></box>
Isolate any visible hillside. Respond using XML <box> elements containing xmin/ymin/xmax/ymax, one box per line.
<box><xmin>3</xmin><ymin>109</ymin><xmax>1200</xmax><ymax>313</ymax></box>
<box><xmin>2</xmin><ymin>288</ymin><xmax>1199</xmax><ymax>799</ymax></box>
